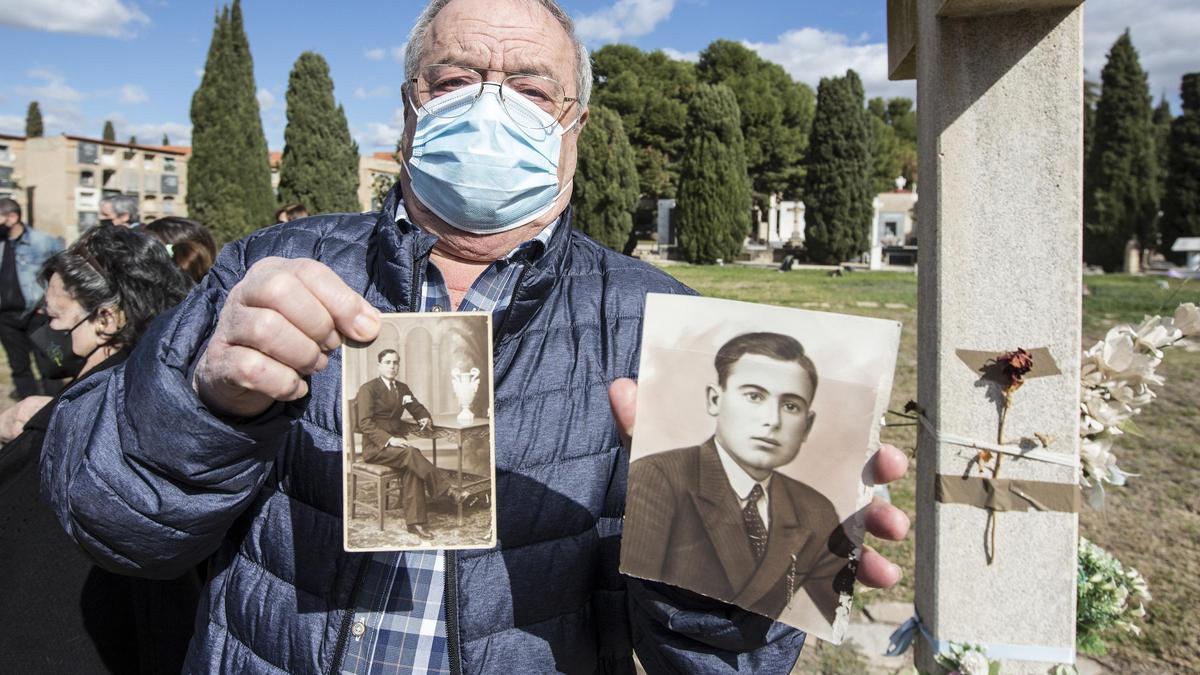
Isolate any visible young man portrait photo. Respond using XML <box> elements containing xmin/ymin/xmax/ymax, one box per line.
<box><xmin>623</xmin><ymin>332</ymin><xmax>854</xmax><ymax>626</ymax></box>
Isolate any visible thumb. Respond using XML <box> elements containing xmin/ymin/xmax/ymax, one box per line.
<box><xmin>608</xmin><ymin>377</ymin><xmax>638</xmax><ymax>448</ymax></box>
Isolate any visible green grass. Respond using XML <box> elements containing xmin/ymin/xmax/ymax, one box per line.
<box><xmin>663</xmin><ymin>264</ymin><xmax>1200</xmax><ymax>673</ymax></box>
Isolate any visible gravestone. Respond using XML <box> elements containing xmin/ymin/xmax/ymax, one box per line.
<box><xmin>889</xmin><ymin>0</ymin><xmax>1084</xmax><ymax>672</ymax></box>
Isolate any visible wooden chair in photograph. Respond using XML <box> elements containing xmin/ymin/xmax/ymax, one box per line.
<box><xmin>346</xmin><ymin>396</ymin><xmax>403</xmax><ymax>531</ymax></box>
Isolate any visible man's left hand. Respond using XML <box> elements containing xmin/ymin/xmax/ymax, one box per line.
<box><xmin>608</xmin><ymin>377</ymin><xmax>911</xmax><ymax>590</ymax></box>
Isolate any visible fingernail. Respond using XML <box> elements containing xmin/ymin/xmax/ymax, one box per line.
<box><xmin>353</xmin><ymin>312</ymin><xmax>378</xmax><ymax>338</ymax></box>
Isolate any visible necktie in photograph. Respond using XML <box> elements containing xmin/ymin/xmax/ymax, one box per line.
<box><xmin>743</xmin><ymin>483</ymin><xmax>767</xmax><ymax>563</ymax></box>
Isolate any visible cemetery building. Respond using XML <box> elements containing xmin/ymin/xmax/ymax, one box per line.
<box><xmin>0</xmin><ymin>133</ymin><xmax>188</xmax><ymax>241</ymax></box>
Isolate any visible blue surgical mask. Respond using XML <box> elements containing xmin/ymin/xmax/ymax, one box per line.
<box><xmin>404</xmin><ymin>84</ymin><xmax>576</xmax><ymax>234</ymax></box>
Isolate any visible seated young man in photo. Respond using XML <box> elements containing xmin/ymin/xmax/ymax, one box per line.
<box><xmin>355</xmin><ymin>349</ymin><xmax>445</xmax><ymax>539</ymax></box>
<box><xmin>624</xmin><ymin>332</ymin><xmax>851</xmax><ymax>623</ymax></box>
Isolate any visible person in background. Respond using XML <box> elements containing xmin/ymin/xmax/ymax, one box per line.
<box><xmin>0</xmin><ymin>197</ymin><xmax>63</xmax><ymax>400</ymax></box>
<box><xmin>99</xmin><ymin>194</ymin><xmax>142</xmax><ymax>228</ymax></box>
<box><xmin>286</xmin><ymin>203</ymin><xmax>310</xmax><ymax>221</ymax></box>
<box><xmin>0</xmin><ymin>225</ymin><xmax>196</xmax><ymax>673</ymax></box>
<box><xmin>274</xmin><ymin>203</ymin><xmax>309</xmax><ymax>223</ymax></box>
<box><xmin>145</xmin><ymin>216</ymin><xmax>218</xmax><ymax>284</ymax></box>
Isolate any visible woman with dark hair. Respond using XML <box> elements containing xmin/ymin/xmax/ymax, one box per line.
<box><xmin>0</xmin><ymin>225</ymin><xmax>197</xmax><ymax>674</ymax></box>
<box><xmin>144</xmin><ymin>216</ymin><xmax>218</xmax><ymax>283</ymax></box>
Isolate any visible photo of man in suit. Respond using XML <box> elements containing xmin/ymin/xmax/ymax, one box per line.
<box><xmin>355</xmin><ymin>349</ymin><xmax>447</xmax><ymax>539</ymax></box>
<box><xmin>622</xmin><ymin>332</ymin><xmax>852</xmax><ymax>623</ymax></box>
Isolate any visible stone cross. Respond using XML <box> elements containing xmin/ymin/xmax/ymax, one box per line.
<box><xmin>889</xmin><ymin>0</ymin><xmax>1083</xmax><ymax>672</ymax></box>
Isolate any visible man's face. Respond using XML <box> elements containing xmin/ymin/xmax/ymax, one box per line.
<box><xmin>1</xmin><ymin>212</ymin><xmax>17</xmax><ymax>228</ymax></box>
<box><xmin>397</xmin><ymin>0</ymin><xmax>588</xmax><ymax>255</ymax></box>
<box><xmin>99</xmin><ymin>202</ymin><xmax>129</xmax><ymax>226</ymax></box>
<box><xmin>707</xmin><ymin>354</ymin><xmax>817</xmax><ymax>480</ymax></box>
<box><xmin>378</xmin><ymin>353</ymin><xmax>400</xmax><ymax>381</ymax></box>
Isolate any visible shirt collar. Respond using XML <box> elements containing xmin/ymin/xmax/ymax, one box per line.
<box><xmin>393</xmin><ymin>199</ymin><xmax>558</xmax><ymax>265</ymax></box>
<box><xmin>713</xmin><ymin>438</ymin><xmax>772</xmax><ymax>501</ymax></box>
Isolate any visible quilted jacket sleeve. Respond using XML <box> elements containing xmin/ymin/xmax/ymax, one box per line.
<box><xmin>40</xmin><ymin>240</ymin><xmax>298</xmax><ymax>580</ymax></box>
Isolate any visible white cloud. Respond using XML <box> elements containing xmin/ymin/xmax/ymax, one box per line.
<box><xmin>391</xmin><ymin>45</ymin><xmax>407</xmax><ymax>66</ymax></box>
<box><xmin>0</xmin><ymin>115</ymin><xmax>23</xmax><ymax>136</ymax></box>
<box><xmin>365</xmin><ymin>48</ymin><xmax>386</xmax><ymax>61</ymax></box>
<box><xmin>256</xmin><ymin>88</ymin><xmax>276</xmax><ymax>111</ymax></box>
<box><xmin>356</xmin><ymin>109</ymin><xmax>406</xmax><ymax>149</ymax></box>
<box><xmin>126</xmin><ymin>121</ymin><xmax>191</xmax><ymax>145</ymax></box>
<box><xmin>354</xmin><ymin>85</ymin><xmax>394</xmax><ymax>100</ymax></box>
<box><xmin>659</xmin><ymin>47</ymin><xmax>698</xmax><ymax>63</ymax></box>
<box><xmin>576</xmin><ymin>0</ymin><xmax>675</xmax><ymax>43</ymax></box>
<box><xmin>0</xmin><ymin>0</ymin><xmax>149</xmax><ymax>38</ymax></box>
<box><xmin>120</xmin><ymin>84</ymin><xmax>148</xmax><ymax>104</ymax></box>
<box><xmin>19</xmin><ymin>68</ymin><xmax>83</xmax><ymax>104</ymax></box>
<box><xmin>1084</xmin><ymin>0</ymin><xmax>1200</xmax><ymax>110</ymax></box>
<box><xmin>743</xmin><ymin>28</ymin><xmax>915</xmax><ymax>100</ymax></box>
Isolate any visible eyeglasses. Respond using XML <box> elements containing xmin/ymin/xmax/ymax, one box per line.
<box><xmin>408</xmin><ymin>64</ymin><xmax>579</xmax><ymax>131</ymax></box>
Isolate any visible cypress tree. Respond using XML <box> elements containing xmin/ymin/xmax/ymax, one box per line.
<box><xmin>1153</xmin><ymin>96</ymin><xmax>1173</xmax><ymax>201</ymax></box>
<box><xmin>278</xmin><ymin>51</ymin><xmax>361</xmax><ymax>215</ymax></box>
<box><xmin>803</xmin><ymin>70</ymin><xmax>874</xmax><ymax>264</ymax></box>
<box><xmin>572</xmin><ymin>105</ymin><xmax>639</xmax><ymax>252</ymax></box>
<box><xmin>675</xmin><ymin>83</ymin><xmax>751</xmax><ymax>264</ymax></box>
<box><xmin>1161</xmin><ymin>73</ymin><xmax>1200</xmax><ymax>254</ymax></box>
<box><xmin>128</xmin><ymin>135</ymin><xmax>138</xmax><ymax>145</ymax></box>
<box><xmin>25</xmin><ymin>102</ymin><xmax>43</xmax><ymax>137</ymax></box>
<box><xmin>162</xmin><ymin>133</ymin><xmax>170</xmax><ymax>145</ymax></box>
<box><xmin>103</xmin><ymin>120</ymin><xmax>116</xmax><ymax>141</ymax></box>
<box><xmin>1084</xmin><ymin>31</ymin><xmax>1159</xmax><ymax>269</ymax></box>
<box><xmin>188</xmin><ymin>0</ymin><xmax>276</xmax><ymax>243</ymax></box>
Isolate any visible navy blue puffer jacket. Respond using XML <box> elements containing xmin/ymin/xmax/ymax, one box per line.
<box><xmin>41</xmin><ymin>189</ymin><xmax>805</xmax><ymax>674</ymax></box>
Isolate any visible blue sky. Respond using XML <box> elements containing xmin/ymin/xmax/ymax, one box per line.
<box><xmin>0</xmin><ymin>0</ymin><xmax>1195</xmax><ymax>152</ymax></box>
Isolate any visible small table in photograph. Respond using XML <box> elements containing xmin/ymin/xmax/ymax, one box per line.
<box><xmin>425</xmin><ymin>414</ymin><xmax>490</xmax><ymax>525</ymax></box>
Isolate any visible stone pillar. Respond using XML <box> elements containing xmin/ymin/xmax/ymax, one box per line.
<box><xmin>893</xmin><ymin>0</ymin><xmax>1084</xmax><ymax>672</ymax></box>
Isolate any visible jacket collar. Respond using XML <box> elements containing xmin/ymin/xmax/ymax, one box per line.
<box><xmin>366</xmin><ymin>184</ymin><xmax>573</xmax><ymax>338</ymax></box>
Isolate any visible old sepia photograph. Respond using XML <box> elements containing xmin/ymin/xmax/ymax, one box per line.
<box><xmin>342</xmin><ymin>312</ymin><xmax>496</xmax><ymax>552</ymax></box>
<box><xmin>621</xmin><ymin>294</ymin><xmax>901</xmax><ymax>643</ymax></box>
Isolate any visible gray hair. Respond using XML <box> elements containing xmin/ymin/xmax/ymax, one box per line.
<box><xmin>0</xmin><ymin>197</ymin><xmax>20</xmax><ymax>219</ymax></box>
<box><xmin>101</xmin><ymin>194</ymin><xmax>139</xmax><ymax>222</ymax></box>
<box><xmin>403</xmin><ymin>0</ymin><xmax>593</xmax><ymax>108</ymax></box>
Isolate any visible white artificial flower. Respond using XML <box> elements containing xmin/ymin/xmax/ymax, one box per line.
<box><xmin>1132</xmin><ymin>315</ymin><xmax>1181</xmax><ymax>356</ymax></box>
<box><xmin>1173</xmin><ymin>302</ymin><xmax>1200</xmax><ymax>337</ymax></box>
<box><xmin>1108</xmin><ymin>381</ymin><xmax>1155</xmax><ymax>409</ymax></box>
<box><xmin>1083</xmin><ymin>396</ymin><xmax>1132</xmax><ymax>433</ymax></box>
<box><xmin>959</xmin><ymin>650</ymin><xmax>991</xmax><ymax>675</ymax></box>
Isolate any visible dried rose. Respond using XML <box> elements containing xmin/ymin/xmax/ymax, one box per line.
<box><xmin>995</xmin><ymin>348</ymin><xmax>1034</xmax><ymax>394</ymax></box>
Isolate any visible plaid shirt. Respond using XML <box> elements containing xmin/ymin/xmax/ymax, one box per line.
<box><xmin>340</xmin><ymin>206</ymin><xmax>558</xmax><ymax>675</ymax></box>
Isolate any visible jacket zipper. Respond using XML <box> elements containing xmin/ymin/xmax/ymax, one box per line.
<box><xmin>444</xmin><ymin>550</ymin><xmax>462</xmax><ymax>675</ymax></box>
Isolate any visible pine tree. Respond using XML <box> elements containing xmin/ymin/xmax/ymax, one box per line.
<box><xmin>1084</xmin><ymin>31</ymin><xmax>1159</xmax><ymax>269</ymax></box>
<box><xmin>103</xmin><ymin>120</ymin><xmax>116</xmax><ymax>142</ymax></box>
<box><xmin>1161</xmin><ymin>73</ymin><xmax>1200</xmax><ymax>255</ymax></box>
<box><xmin>188</xmin><ymin>0</ymin><xmax>277</xmax><ymax>243</ymax></box>
<box><xmin>25</xmin><ymin>102</ymin><xmax>43</xmax><ymax>137</ymax></box>
<box><xmin>277</xmin><ymin>51</ymin><xmax>361</xmax><ymax>215</ymax></box>
<box><xmin>572</xmin><ymin>105</ymin><xmax>639</xmax><ymax>252</ymax></box>
<box><xmin>675</xmin><ymin>83</ymin><xmax>751</xmax><ymax>264</ymax></box>
<box><xmin>1084</xmin><ymin>75</ymin><xmax>1100</xmax><ymax>162</ymax></box>
<box><xmin>803</xmin><ymin>71</ymin><xmax>874</xmax><ymax>264</ymax></box>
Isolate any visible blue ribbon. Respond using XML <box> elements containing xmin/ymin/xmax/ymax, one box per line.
<box><xmin>885</xmin><ymin>613</ymin><xmax>1076</xmax><ymax>664</ymax></box>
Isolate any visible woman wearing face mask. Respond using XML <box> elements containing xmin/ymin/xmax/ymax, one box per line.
<box><xmin>0</xmin><ymin>225</ymin><xmax>197</xmax><ymax>674</ymax></box>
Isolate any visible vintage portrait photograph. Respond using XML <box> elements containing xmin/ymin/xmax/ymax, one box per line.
<box><xmin>342</xmin><ymin>312</ymin><xmax>497</xmax><ymax>552</ymax></box>
<box><xmin>621</xmin><ymin>294</ymin><xmax>901</xmax><ymax>643</ymax></box>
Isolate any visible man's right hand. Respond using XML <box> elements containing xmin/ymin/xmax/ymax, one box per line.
<box><xmin>194</xmin><ymin>257</ymin><xmax>381</xmax><ymax>419</ymax></box>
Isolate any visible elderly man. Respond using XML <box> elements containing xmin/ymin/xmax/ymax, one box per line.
<box><xmin>99</xmin><ymin>194</ymin><xmax>141</xmax><ymax>228</ymax></box>
<box><xmin>41</xmin><ymin>1</ymin><xmax>910</xmax><ymax>673</ymax></box>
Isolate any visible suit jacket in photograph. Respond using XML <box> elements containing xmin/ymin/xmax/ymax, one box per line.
<box><xmin>355</xmin><ymin>377</ymin><xmax>432</xmax><ymax>463</ymax></box>
<box><xmin>622</xmin><ymin>437</ymin><xmax>852</xmax><ymax>623</ymax></box>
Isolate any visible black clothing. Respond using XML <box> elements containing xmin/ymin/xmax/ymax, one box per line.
<box><xmin>0</xmin><ymin>237</ymin><xmax>25</xmax><ymax>311</ymax></box>
<box><xmin>0</xmin><ymin>350</ymin><xmax>201</xmax><ymax>673</ymax></box>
